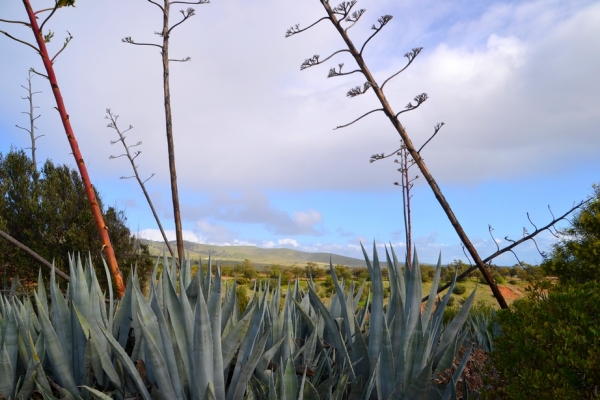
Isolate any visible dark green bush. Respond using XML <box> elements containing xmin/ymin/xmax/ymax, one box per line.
<box><xmin>508</xmin><ymin>279</ymin><xmax>518</xmax><ymax>285</ymax></box>
<box><xmin>234</xmin><ymin>276</ymin><xmax>249</xmax><ymax>286</ymax></box>
<box><xmin>452</xmin><ymin>284</ymin><xmax>466</xmax><ymax>295</ymax></box>
<box><xmin>484</xmin><ymin>281</ymin><xmax>600</xmax><ymax>399</ymax></box>
<box><xmin>420</xmin><ymin>265</ymin><xmax>436</xmax><ymax>283</ymax></box>
<box><xmin>447</xmin><ymin>295</ymin><xmax>456</xmax><ymax>308</ymax></box>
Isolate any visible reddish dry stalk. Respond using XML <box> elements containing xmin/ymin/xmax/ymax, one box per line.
<box><xmin>22</xmin><ymin>0</ymin><xmax>125</xmax><ymax>297</ymax></box>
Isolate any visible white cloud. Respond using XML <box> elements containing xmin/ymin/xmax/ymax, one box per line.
<box><xmin>2</xmin><ymin>0</ymin><xmax>598</xmax><ymax>192</ymax></box>
<box><xmin>292</xmin><ymin>210</ymin><xmax>323</xmax><ymax>231</ymax></box>
<box><xmin>180</xmin><ymin>190</ymin><xmax>325</xmax><ymax>235</ymax></box>
<box><xmin>135</xmin><ymin>229</ymin><xmax>200</xmax><ymax>242</ymax></box>
<box><xmin>193</xmin><ymin>220</ymin><xmax>238</xmax><ymax>244</ymax></box>
<box><xmin>278</xmin><ymin>238</ymin><xmax>299</xmax><ymax>247</ymax></box>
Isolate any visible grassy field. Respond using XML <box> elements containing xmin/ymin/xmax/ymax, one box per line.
<box><xmin>227</xmin><ymin>272</ymin><xmax>528</xmax><ymax>309</ymax></box>
<box><xmin>422</xmin><ymin>277</ymin><xmax>527</xmax><ymax>307</ymax></box>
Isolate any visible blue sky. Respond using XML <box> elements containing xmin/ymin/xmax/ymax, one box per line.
<box><xmin>1</xmin><ymin>0</ymin><xmax>599</xmax><ymax>266</ymax></box>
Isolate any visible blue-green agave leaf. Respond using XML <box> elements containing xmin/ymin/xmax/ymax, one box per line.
<box><xmin>137</xmin><ymin>315</ymin><xmax>178</xmax><ymax>399</ymax></box>
<box><xmin>98</xmin><ymin>323</ymin><xmax>152</xmax><ymax>400</ymax></box>
<box><xmin>33</xmin><ymin>291</ymin><xmax>80</xmax><ymax>396</ymax></box>
<box><xmin>361</xmin><ymin>242</ymin><xmax>383</xmax><ymax>372</ymax></box>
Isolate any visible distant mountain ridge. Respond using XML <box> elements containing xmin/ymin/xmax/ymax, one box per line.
<box><xmin>139</xmin><ymin>239</ymin><xmax>376</xmax><ymax>267</ymax></box>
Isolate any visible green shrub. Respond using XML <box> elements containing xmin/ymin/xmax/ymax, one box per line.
<box><xmin>233</xmin><ymin>259</ymin><xmax>258</xmax><ymax>279</ymax></box>
<box><xmin>352</xmin><ymin>267</ymin><xmax>370</xmax><ymax>281</ymax></box>
<box><xmin>236</xmin><ymin>285</ymin><xmax>249</xmax><ymax>314</ymax></box>
<box><xmin>484</xmin><ymin>281</ymin><xmax>600</xmax><ymax>399</ymax></box>
<box><xmin>234</xmin><ymin>276</ymin><xmax>249</xmax><ymax>286</ymax></box>
<box><xmin>541</xmin><ymin>184</ymin><xmax>600</xmax><ymax>283</ymax></box>
<box><xmin>508</xmin><ymin>279</ymin><xmax>518</xmax><ymax>285</ymax></box>
<box><xmin>493</xmin><ymin>273</ymin><xmax>506</xmax><ymax>284</ymax></box>
<box><xmin>447</xmin><ymin>295</ymin><xmax>456</xmax><ymax>308</ymax></box>
<box><xmin>452</xmin><ymin>284</ymin><xmax>466</xmax><ymax>295</ymax></box>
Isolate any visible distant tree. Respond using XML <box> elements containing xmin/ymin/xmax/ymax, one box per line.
<box><xmin>448</xmin><ymin>259</ymin><xmax>470</xmax><ymax>281</ymax></box>
<box><xmin>466</xmin><ymin>269</ymin><xmax>481</xmax><ymax>282</ymax></box>
<box><xmin>542</xmin><ymin>185</ymin><xmax>600</xmax><ymax>283</ymax></box>
<box><xmin>333</xmin><ymin>264</ymin><xmax>352</xmax><ymax>281</ymax></box>
<box><xmin>304</xmin><ymin>261</ymin><xmax>325</xmax><ymax>280</ymax></box>
<box><xmin>420</xmin><ymin>265</ymin><xmax>435</xmax><ymax>283</ymax></box>
<box><xmin>233</xmin><ymin>259</ymin><xmax>257</xmax><ymax>280</ymax></box>
<box><xmin>380</xmin><ymin>267</ymin><xmax>389</xmax><ymax>280</ymax></box>
<box><xmin>0</xmin><ymin>150</ymin><xmax>152</xmax><ymax>288</ymax></box>
<box><xmin>290</xmin><ymin>266</ymin><xmax>304</xmax><ymax>279</ymax></box>
<box><xmin>267</xmin><ymin>264</ymin><xmax>281</xmax><ymax>278</ymax></box>
<box><xmin>352</xmin><ymin>267</ymin><xmax>370</xmax><ymax>281</ymax></box>
<box><xmin>511</xmin><ymin>262</ymin><xmax>543</xmax><ymax>282</ymax></box>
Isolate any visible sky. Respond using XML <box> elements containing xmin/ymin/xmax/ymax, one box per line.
<box><xmin>1</xmin><ymin>0</ymin><xmax>599</xmax><ymax>266</ymax></box>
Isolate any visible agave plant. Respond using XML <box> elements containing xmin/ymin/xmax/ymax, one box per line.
<box><xmin>0</xmin><ymin>254</ymin><xmax>127</xmax><ymax>399</ymax></box>
<box><xmin>280</xmin><ymin>243</ymin><xmax>476</xmax><ymax>399</ymax></box>
<box><xmin>0</xmin><ymin>243</ymin><xmax>475</xmax><ymax>400</ymax></box>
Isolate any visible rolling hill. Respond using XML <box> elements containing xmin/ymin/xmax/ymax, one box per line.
<box><xmin>140</xmin><ymin>239</ymin><xmax>380</xmax><ymax>268</ymax></box>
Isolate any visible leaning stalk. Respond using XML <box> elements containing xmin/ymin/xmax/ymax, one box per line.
<box><xmin>22</xmin><ymin>0</ymin><xmax>125</xmax><ymax>297</ymax></box>
<box><xmin>320</xmin><ymin>1</ymin><xmax>507</xmax><ymax>308</ymax></box>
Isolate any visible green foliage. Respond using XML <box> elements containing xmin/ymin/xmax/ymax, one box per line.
<box><xmin>508</xmin><ymin>279</ymin><xmax>518</xmax><ymax>285</ymax></box>
<box><xmin>447</xmin><ymin>294</ymin><xmax>456</xmax><ymax>307</ymax></box>
<box><xmin>235</xmin><ymin>284</ymin><xmax>249</xmax><ymax>313</ymax></box>
<box><xmin>420</xmin><ymin>265</ymin><xmax>435</xmax><ymax>282</ymax></box>
<box><xmin>448</xmin><ymin>259</ymin><xmax>470</xmax><ymax>281</ymax></box>
<box><xmin>452</xmin><ymin>284</ymin><xmax>467</xmax><ymax>295</ymax></box>
<box><xmin>485</xmin><ymin>281</ymin><xmax>600</xmax><ymax>399</ymax></box>
<box><xmin>268</xmin><ymin>264</ymin><xmax>292</xmax><ymax>285</ymax></box>
<box><xmin>233</xmin><ymin>258</ymin><xmax>257</xmax><ymax>280</ymax></box>
<box><xmin>0</xmin><ymin>149</ymin><xmax>152</xmax><ymax>287</ymax></box>
<box><xmin>493</xmin><ymin>273</ymin><xmax>506</xmax><ymax>284</ymax></box>
<box><xmin>333</xmin><ymin>264</ymin><xmax>352</xmax><ymax>280</ymax></box>
<box><xmin>304</xmin><ymin>261</ymin><xmax>325</xmax><ymax>279</ymax></box>
<box><xmin>513</xmin><ymin>262</ymin><xmax>545</xmax><ymax>282</ymax></box>
<box><xmin>542</xmin><ymin>184</ymin><xmax>600</xmax><ymax>283</ymax></box>
<box><xmin>234</xmin><ymin>276</ymin><xmax>249</xmax><ymax>286</ymax></box>
<box><xmin>380</xmin><ymin>266</ymin><xmax>389</xmax><ymax>280</ymax></box>
<box><xmin>468</xmin><ymin>269</ymin><xmax>483</xmax><ymax>281</ymax></box>
<box><xmin>220</xmin><ymin>265</ymin><xmax>233</xmax><ymax>276</ymax></box>
<box><xmin>352</xmin><ymin>267</ymin><xmax>370</xmax><ymax>281</ymax></box>
<box><xmin>321</xmin><ymin>275</ymin><xmax>336</xmax><ymax>295</ymax></box>
<box><xmin>289</xmin><ymin>265</ymin><xmax>304</xmax><ymax>278</ymax></box>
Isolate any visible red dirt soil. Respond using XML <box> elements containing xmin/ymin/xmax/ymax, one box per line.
<box><xmin>497</xmin><ymin>285</ymin><xmax>524</xmax><ymax>302</ymax></box>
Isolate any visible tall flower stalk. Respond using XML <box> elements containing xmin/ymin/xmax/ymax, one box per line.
<box><xmin>12</xmin><ymin>0</ymin><xmax>126</xmax><ymax>297</ymax></box>
<box><xmin>123</xmin><ymin>0</ymin><xmax>209</xmax><ymax>266</ymax></box>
